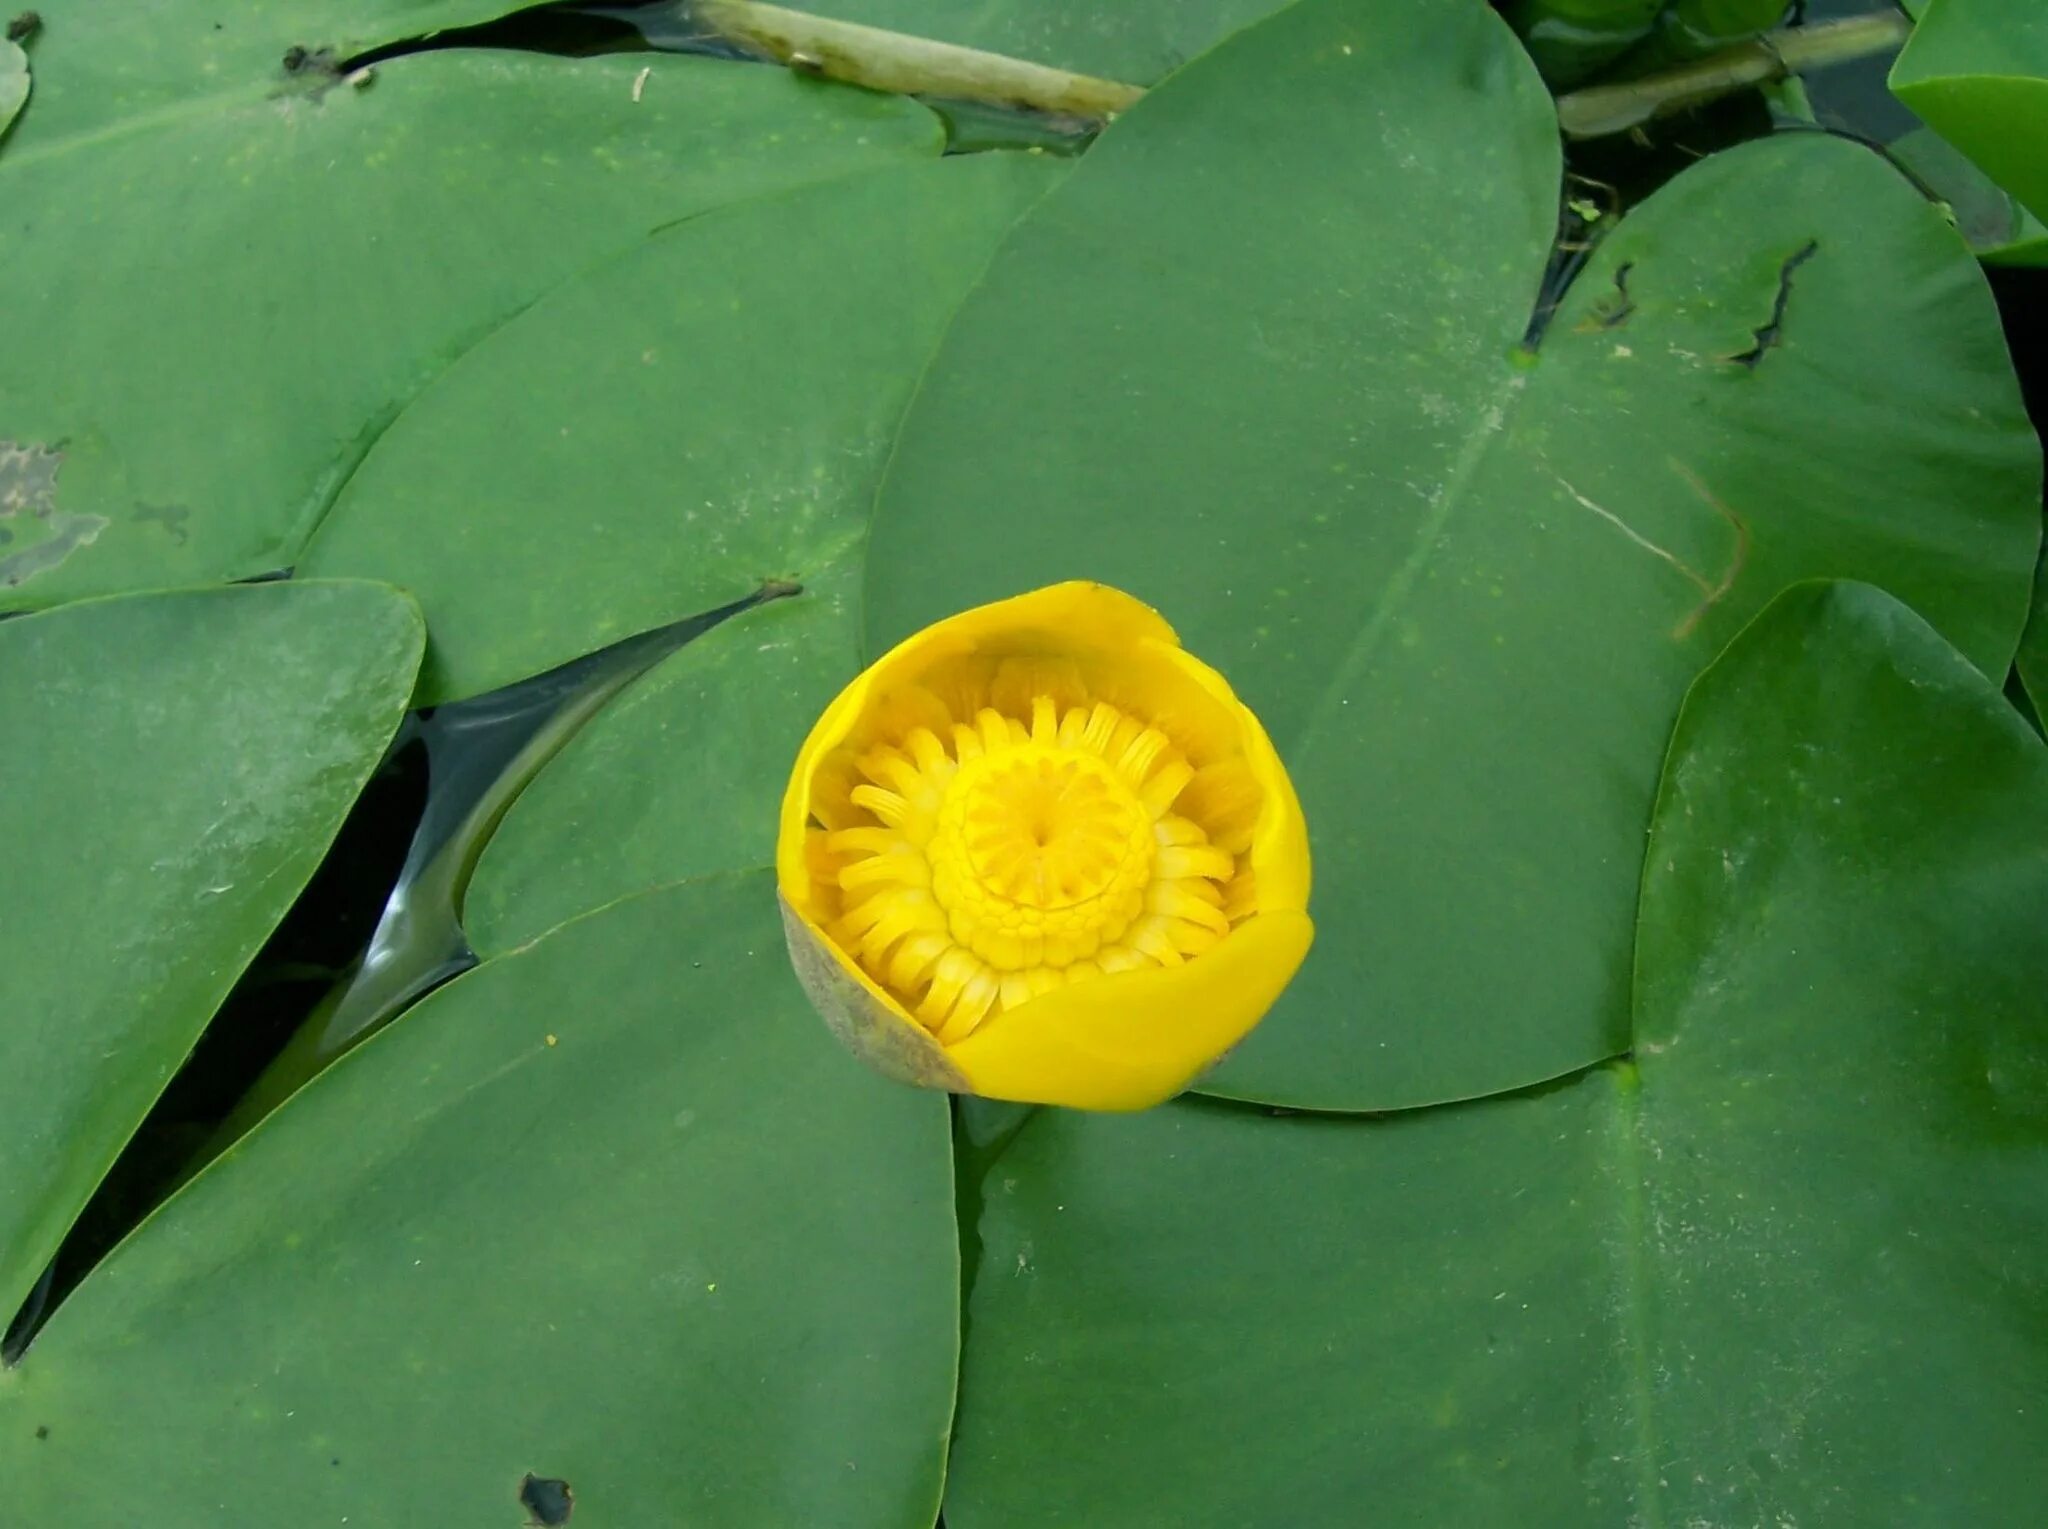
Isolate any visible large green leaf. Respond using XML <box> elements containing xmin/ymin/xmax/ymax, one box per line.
<box><xmin>0</xmin><ymin>873</ymin><xmax>957</xmax><ymax>1528</ymax></box>
<box><xmin>0</xmin><ymin>1</ymin><xmax>530</xmax><ymax>146</ymax></box>
<box><xmin>943</xmin><ymin>581</ymin><xmax>2048</xmax><ymax>1526</ymax></box>
<box><xmin>467</xmin><ymin>570</ymin><xmax>860</xmax><ymax>955</ymax></box>
<box><xmin>866</xmin><ymin>0</ymin><xmax>2041</xmax><ymax>1111</ymax></box>
<box><xmin>0</xmin><ymin>581</ymin><xmax>422</xmax><ymax>1323</ymax></box>
<box><xmin>302</xmin><ymin>150</ymin><xmax>1062</xmax><ymax>704</ymax></box>
<box><xmin>0</xmin><ymin>17</ymin><xmax>936</xmax><ymax>609</ymax></box>
<box><xmin>1893</xmin><ymin>0</ymin><xmax>2048</xmax><ymax>226</ymax></box>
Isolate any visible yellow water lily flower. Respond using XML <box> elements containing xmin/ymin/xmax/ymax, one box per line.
<box><xmin>776</xmin><ymin>582</ymin><xmax>1312</xmax><ymax>1111</ymax></box>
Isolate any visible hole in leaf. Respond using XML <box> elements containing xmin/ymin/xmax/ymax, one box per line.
<box><xmin>519</xmin><ymin>1474</ymin><xmax>575</xmax><ymax>1525</ymax></box>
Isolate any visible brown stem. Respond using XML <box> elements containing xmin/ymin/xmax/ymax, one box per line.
<box><xmin>1555</xmin><ymin>12</ymin><xmax>1913</xmax><ymax>139</ymax></box>
<box><xmin>690</xmin><ymin>3</ymin><xmax>1910</xmax><ymax>141</ymax></box>
<box><xmin>692</xmin><ymin>0</ymin><xmax>1142</xmax><ymax>117</ymax></box>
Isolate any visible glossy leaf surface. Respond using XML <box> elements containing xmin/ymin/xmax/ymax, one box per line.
<box><xmin>468</xmin><ymin>574</ymin><xmax>860</xmax><ymax>954</ymax></box>
<box><xmin>0</xmin><ymin>14</ymin><xmax>936</xmax><ymax>609</ymax></box>
<box><xmin>868</xmin><ymin>0</ymin><xmax>2041</xmax><ymax>1110</ymax></box>
<box><xmin>944</xmin><ymin>582</ymin><xmax>2048</xmax><ymax>1526</ymax></box>
<box><xmin>1893</xmin><ymin>0</ymin><xmax>2048</xmax><ymax>225</ymax></box>
<box><xmin>303</xmin><ymin>152</ymin><xmax>1060</xmax><ymax>704</ymax></box>
<box><xmin>0</xmin><ymin>1</ymin><xmax>530</xmax><ymax>145</ymax></box>
<box><xmin>0</xmin><ymin>874</ymin><xmax>957</xmax><ymax>1528</ymax></box>
<box><xmin>0</xmin><ymin>581</ymin><xmax>421</xmax><ymax>1321</ymax></box>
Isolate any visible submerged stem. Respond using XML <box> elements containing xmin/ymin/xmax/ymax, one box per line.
<box><xmin>1555</xmin><ymin>12</ymin><xmax>1913</xmax><ymax>138</ymax></box>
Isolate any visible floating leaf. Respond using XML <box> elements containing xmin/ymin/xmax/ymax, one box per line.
<box><xmin>303</xmin><ymin>151</ymin><xmax>1063</xmax><ymax>704</ymax></box>
<box><xmin>0</xmin><ymin>1</ymin><xmax>532</xmax><ymax>146</ymax></box>
<box><xmin>0</xmin><ymin>874</ymin><xmax>957</xmax><ymax>1528</ymax></box>
<box><xmin>0</xmin><ymin>581</ymin><xmax>421</xmax><ymax>1322</ymax></box>
<box><xmin>866</xmin><ymin>0</ymin><xmax>2041</xmax><ymax>1110</ymax></box>
<box><xmin>943</xmin><ymin>582</ymin><xmax>2048</xmax><ymax>1525</ymax></box>
<box><xmin>1893</xmin><ymin>0</ymin><xmax>2048</xmax><ymax>226</ymax></box>
<box><xmin>0</xmin><ymin>4</ymin><xmax>936</xmax><ymax>610</ymax></box>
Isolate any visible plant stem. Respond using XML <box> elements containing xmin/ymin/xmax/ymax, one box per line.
<box><xmin>1555</xmin><ymin>12</ymin><xmax>1913</xmax><ymax>138</ymax></box>
<box><xmin>689</xmin><ymin>1</ymin><xmax>1910</xmax><ymax>141</ymax></box>
<box><xmin>691</xmin><ymin>0</ymin><xmax>1141</xmax><ymax>117</ymax></box>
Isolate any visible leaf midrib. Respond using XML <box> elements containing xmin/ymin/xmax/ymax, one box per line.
<box><xmin>1287</xmin><ymin>363</ymin><xmax>1531</xmax><ymax>761</ymax></box>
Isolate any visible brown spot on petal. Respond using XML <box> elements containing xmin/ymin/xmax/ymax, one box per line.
<box><xmin>780</xmin><ymin>893</ymin><xmax>969</xmax><ymax>1093</ymax></box>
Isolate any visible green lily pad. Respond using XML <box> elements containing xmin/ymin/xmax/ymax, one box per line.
<box><xmin>1892</xmin><ymin>0</ymin><xmax>2048</xmax><ymax>225</ymax></box>
<box><xmin>302</xmin><ymin>150</ymin><xmax>1063</xmax><ymax>704</ymax></box>
<box><xmin>866</xmin><ymin>0</ymin><xmax>2041</xmax><ymax>1111</ymax></box>
<box><xmin>0</xmin><ymin>581</ymin><xmax>422</xmax><ymax>1323</ymax></box>
<box><xmin>467</xmin><ymin>567</ymin><xmax>861</xmax><ymax>955</ymax></box>
<box><xmin>0</xmin><ymin>15</ymin><xmax>937</xmax><ymax>611</ymax></box>
<box><xmin>0</xmin><ymin>1</ymin><xmax>530</xmax><ymax>146</ymax></box>
<box><xmin>0</xmin><ymin>873</ymin><xmax>957</xmax><ymax>1527</ymax></box>
<box><xmin>943</xmin><ymin>581</ymin><xmax>2048</xmax><ymax>1526</ymax></box>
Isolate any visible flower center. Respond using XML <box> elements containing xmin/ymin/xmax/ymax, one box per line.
<box><xmin>937</xmin><ymin>745</ymin><xmax>1155</xmax><ymax>921</ymax></box>
<box><xmin>822</xmin><ymin>694</ymin><xmax>1242</xmax><ymax>1045</ymax></box>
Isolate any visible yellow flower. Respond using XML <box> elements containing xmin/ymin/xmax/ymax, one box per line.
<box><xmin>777</xmin><ymin>582</ymin><xmax>1312</xmax><ymax>1110</ymax></box>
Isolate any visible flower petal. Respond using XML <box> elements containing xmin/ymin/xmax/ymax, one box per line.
<box><xmin>777</xmin><ymin>892</ymin><xmax>968</xmax><ymax>1092</ymax></box>
<box><xmin>778</xmin><ymin>582</ymin><xmax>1179</xmax><ymax>920</ymax></box>
<box><xmin>943</xmin><ymin>909</ymin><xmax>1314</xmax><ymax>1110</ymax></box>
<box><xmin>1153</xmin><ymin>643</ymin><xmax>1311</xmax><ymax>914</ymax></box>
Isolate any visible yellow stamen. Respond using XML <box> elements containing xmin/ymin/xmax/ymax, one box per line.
<box><xmin>829</xmin><ymin>692</ymin><xmax>1242</xmax><ymax>1039</ymax></box>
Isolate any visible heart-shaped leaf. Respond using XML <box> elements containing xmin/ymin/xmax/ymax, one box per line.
<box><xmin>0</xmin><ymin>873</ymin><xmax>957</xmax><ymax>1527</ymax></box>
<box><xmin>0</xmin><ymin>2</ymin><xmax>936</xmax><ymax>609</ymax></box>
<box><xmin>1893</xmin><ymin>0</ymin><xmax>2048</xmax><ymax>226</ymax></box>
<box><xmin>301</xmin><ymin>151</ymin><xmax>1061</xmax><ymax>705</ymax></box>
<box><xmin>865</xmin><ymin>0</ymin><xmax>2041</xmax><ymax>1110</ymax></box>
<box><xmin>941</xmin><ymin>581</ymin><xmax>2048</xmax><ymax>1525</ymax></box>
<box><xmin>467</xmin><ymin>574</ymin><xmax>861</xmax><ymax>955</ymax></box>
